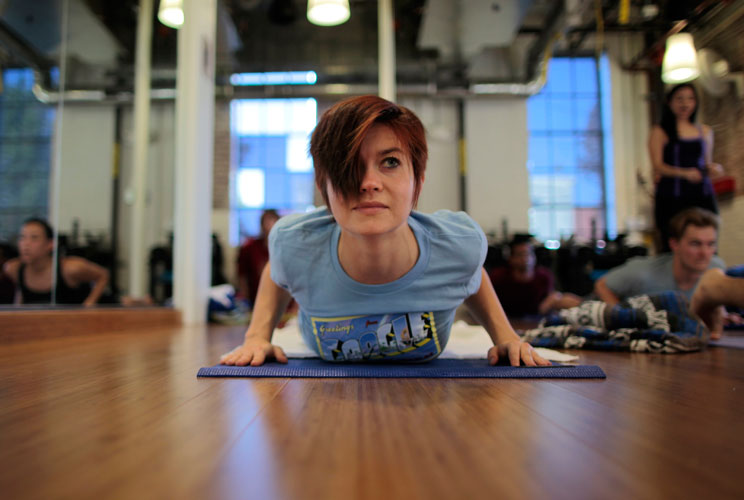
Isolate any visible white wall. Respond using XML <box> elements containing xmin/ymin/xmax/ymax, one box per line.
<box><xmin>718</xmin><ymin>197</ymin><xmax>744</xmax><ymax>265</ymax></box>
<box><xmin>56</xmin><ymin>105</ymin><xmax>115</xmax><ymax>240</ymax></box>
<box><xmin>605</xmin><ymin>34</ymin><xmax>654</xmax><ymax>237</ymax></box>
<box><xmin>401</xmin><ymin>97</ymin><xmax>460</xmax><ymax>213</ymax></box>
<box><xmin>465</xmin><ymin>98</ymin><xmax>530</xmax><ymax>236</ymax></box>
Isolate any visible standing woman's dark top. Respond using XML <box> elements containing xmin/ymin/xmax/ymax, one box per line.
<box><xmin>648</xmin><ymin>83</ymin><xmax>723</xmax><ymax>252</ymax></box>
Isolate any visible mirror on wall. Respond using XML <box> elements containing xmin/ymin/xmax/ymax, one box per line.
<box><xmin>0</xmin><ymin>0</ymin><xmax>177</xmax><ymax>308</ymax></box>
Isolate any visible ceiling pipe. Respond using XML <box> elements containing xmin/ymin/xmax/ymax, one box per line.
<box><xmin>23</xmin><ymin>0</ymin><xmax>570</xmax><ymax>103</ymax></box>
<box><xmin>469</xmin><ymin>0</ymin><xmax>565</xmax><ymax>96</ymax></box>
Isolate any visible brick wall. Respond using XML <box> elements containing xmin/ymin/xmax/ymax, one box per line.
<box><xmin>212</xmin><ymin>100</ymin><xmax>231</xmax><ymax>210</ymax></box>
<box><xmin>699</xmin><ymin>11</ymin><xmax>744</xmax><ymax>265</ymax></box>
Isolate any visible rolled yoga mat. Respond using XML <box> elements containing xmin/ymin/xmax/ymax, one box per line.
<box><xmin>197</xmin><ymin>358</ymin><xmax>606</xmax><ymax>379</ymax></box>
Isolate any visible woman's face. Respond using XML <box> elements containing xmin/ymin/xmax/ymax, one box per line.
<box><xmin>669</xmin><ymin>86</ymin><xmax>697</xmax><ymax>121</ymax></box>
<box><xmin>326</xmin><ymin>124</ymin><xmax>420</xmax><ymax>239</ymax></box>
<box><xmin>18</xmin><ymin>223</ymin><xmax>53</xmax><ymax>264</ymax></box>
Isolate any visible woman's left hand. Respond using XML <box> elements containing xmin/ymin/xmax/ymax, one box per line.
<box><xmin>487</xmin><ymin>340</ymin><xmax>551</xmax><ymax>367</ymax></box>
<box><xmin>707</xmin><ymin>163</ymin><xmax>724</xmax><ymax>178</ymax></box>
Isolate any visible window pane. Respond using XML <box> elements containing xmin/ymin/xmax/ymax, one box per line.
<box><xmin>529</xmin><ymin>175</ymin><xmax>551</xmax><ymax>205</ymax></box>
<box><xmin>527</xmin><ymin>95</ymin><xmax>548</xmax><ymax>131</ymax></box>
<box><xmin>0</xmin><ymin>68</ymin><xmax>53</xmax><ymax>242</ymax></box>
<box><xmin>265</xmin><ymin>172</ymin><xmax>289</xmax><ymax>207</ymax></box>
<box><xmin>552</xmin><ymin>135</ymin><xmax>576</xmax><ymax>168</ymax></box>
<box><xmin>529</xmin><ymin>207</ymin><xmax>554</xmax><ymax>242</ymax></box>
<box><xmin>546</xmin><ymin>59</ymin><xmax>571</xmax><ymax>94</ymax></box>
<box><xmin>575</xmin><ymin>98</ymin><xmax>600</xmax><ymax>131</ymax></box>
<box><xmin>574</xmin><ymin>171</ymin><xmax>603</xmax><ymax>207</ymax></box>
<box><xmin>236</xmin><ymin>169</ymin><xmax>265</xmax><ymax>208</ymax></box>
<box><xmin>286</xmin><ymin>134</ymin><xmax>312</xmax><ymax>172</ymax></box>
<box><xmin>573</xmin><ymin>59</ymin><xmax>598</xmax><ymax>94</ymax></box>
<box><xmin>527</xmin><ymin>135</ymin><xmax>550</xmax><ymax>168</ymax></box>
<box><xmin>575</xmin><ymin>207</ymin><xmax>605</xmax><ymax>240</ymax></box>
<box><xmin>230</xmin><ymin>98</ymin><xmax>317</xmax><ymax>238</ymax></box>
<box><xmin>577</xmin><ymin>135</ymin><xmax>601</xmax><ymax>167</ymax></box>
<box><xmin>288</xmin><ymin>174</ymin><xmax>316</xmax><ymax>206</ymax></box>
<box><xmin>526</xmin><ymin>57</ymin><xmax>610</xmax><ymax>241</ymax></box>
<box><xmin>548</xmin><ymin>98</ymin><xmax>573</xmax><ymax>132</ymax></box>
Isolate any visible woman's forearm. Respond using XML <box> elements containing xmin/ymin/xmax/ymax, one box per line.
<box><xmin>464</xmin><ymin>268</ymin><xmax>520</xmax><ymax>346</ymax></box>
<box><xmin>83</xmin><ymin>270</ymin><xmax>109</xmax><ymax>306</ymax></box>
<box><xmin>244</xmin><ymin>262</ymin><xmax>292</xmax><ymax>342</ymax></box>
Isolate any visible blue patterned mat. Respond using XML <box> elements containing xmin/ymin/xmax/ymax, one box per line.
<box><xmin>197</xmin><ymin>358</ymin><xmax>606</xmax><ymax>379</ymax></box>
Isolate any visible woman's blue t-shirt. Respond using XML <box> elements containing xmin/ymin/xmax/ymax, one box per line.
<box><xmin>269</xmin><ymin>207</ymin><xmax>487</xmax><ymax>362</ymax></box>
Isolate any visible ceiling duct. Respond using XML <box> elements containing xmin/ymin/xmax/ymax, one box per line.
<box><xmin>13</xmin><ymin>0</ymin><xmax>571</xmax><ymax>102</ymax></box>
<box><xmin>418</xmin><ymin>0</ymin><xmax>534</xmax><ymax>61</ymax></box>
<box><xmin>418</xmin><ymin>0</ymin><xmax>567</xmax><ymax>96</ymax></box>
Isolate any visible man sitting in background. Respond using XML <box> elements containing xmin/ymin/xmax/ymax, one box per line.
<box><xmin>237</xmin><ymin>209</ymin><xmax>280</xmax><ymax>307</ymax></box>
<box><xmin>594</xmin><ymin>207</ymin><xmax>725</xmax><ymax>306</ymax></box>
<box><xmin>488</xmin><ymin>235</ymin><xmax>582</xmax><ymax>317</ymax></box>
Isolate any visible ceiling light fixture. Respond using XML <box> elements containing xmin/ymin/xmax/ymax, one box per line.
<box><xmin>661</xmin><ymin>33</ymin><xmax>699</xmax><ymax>83</ymax></box>
<box><xmin>307</xmin><ymin>0</ymin><xmax>350</xmax><ymax>27</ymax></box>
<box><xmin>158</xmin><ymin>0</ymin><xmax>184</xmax><ymax>29</ymax></box>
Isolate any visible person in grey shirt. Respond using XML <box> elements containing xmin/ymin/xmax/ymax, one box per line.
<box><xmin>594</xmin><ymin>208</ymin><xmax>725</xmax><ymax>306</ymax></box>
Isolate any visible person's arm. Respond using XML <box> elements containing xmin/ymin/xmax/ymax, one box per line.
<box><xmin>2</xmin><ymin>259</ymin><xmax>22</xmax><ymax>304</ymax></box>
<box><xmin>648</xmin><ymin>126</ymin><xmax>702</xmax><ymax>183</ymax></box>
<box><xmin>65</xmin><ymin>257</ymin><xmax>109</xmax><ymax>306</ymax></box>
<box><xmin>702</xmin><ymin>125</ymin><xmax>724</xmax><ymax>178</ymax></box>
<box><xmin>220</xmin><ymin>262</ymin><xmax>292</xmax><ymax>366</ymax></box>
<box><xmin>593</xmin><ymin>276</ymin><xmax>620</xmax><ymax>307</ymax></box>
<box><xmin>464</xmin><ymin>268</ymin><xmax>550</xmax><ymax>366</ymax></box>
<box><xmin>538</xmin><ymin>291</ymin><xmax>582</xmax><ymax>314</ymax></box>
<box><xmin>691</xmin><ymin>268</ymin><xmax>744</xmax><ymax>340</ymax></box>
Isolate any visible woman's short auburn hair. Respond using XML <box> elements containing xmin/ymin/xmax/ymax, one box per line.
<box><xmin>310</xmin><ymin>95</ymin><xmax>428</xmax><ymax>208</ymax></box>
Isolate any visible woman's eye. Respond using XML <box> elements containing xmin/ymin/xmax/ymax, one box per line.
<box><xmin>382</xmin><ymin>157</ymin><xmax>400</xmax><ymax>169</ymax></box>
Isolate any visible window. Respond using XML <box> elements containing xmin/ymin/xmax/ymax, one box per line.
<box><xmin>0</xmin><ymin>68</ymin><xmax>56</xmax><ymax>242</ymax></box>
<box><xmin>230</xmin><ymin>98</ymin><xmax>317</xmax><ymax>244</ymax></box>
<box><xmin>527</xmin><ymin>56</ymin><xmax>614</xmax><ymax>242</ymax></box>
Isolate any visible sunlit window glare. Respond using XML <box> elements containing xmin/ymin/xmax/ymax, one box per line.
<box><xmin>237</xmin><ymin>169</ymin><xmax>265</xmax><ymax>208</ymax></box>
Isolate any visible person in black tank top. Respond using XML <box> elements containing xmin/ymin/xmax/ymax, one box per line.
<box><xmin>2</xmin><ymin>218</ymin><xmax>109</xmax><ymax>306</ymax></box>
<box><xmin>648</xmin><ymin>83</ymin><xmax>724</xmax><ymax>252</ymax></box>
<box><xmin>17</xmin><ymin>260</ymin><xmax>92</xmax><ymax>304</ymax></box>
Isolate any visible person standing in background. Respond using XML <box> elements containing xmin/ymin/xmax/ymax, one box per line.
<box><xmin>648</xmin><ymin>83</ymin><xmax>723</xmax><ymax>252</ymax></box>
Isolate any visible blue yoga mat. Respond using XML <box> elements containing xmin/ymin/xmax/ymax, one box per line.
<box><xmin>709</xmin><ymin>335</ymin><xmax>744</xmax><ymax>349</ymax></box>
<box><xmin>197</xmin><ymin>358</ymin><xmax>606</xmax><ymax>379</ymax></box>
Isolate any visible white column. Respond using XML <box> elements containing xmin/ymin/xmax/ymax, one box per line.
<box><xmin>378</xmin><ymin>0</ymin><xmax>396</xmax><ymax>101</ymax></box>
<box><xmin>173</xmin><ymin>0</ymin><xmax>217</xmax><ymax>324</ymax></box>
<box><xmin>129</xmin><ymin>0</ymin><xmax>153</xmax><ymax>297</ymax></box>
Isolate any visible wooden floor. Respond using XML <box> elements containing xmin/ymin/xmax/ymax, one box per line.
<box><xmin>1</xmin><ymin>323</ymin><xmax>743</xmax><ymax>500</ymax></box>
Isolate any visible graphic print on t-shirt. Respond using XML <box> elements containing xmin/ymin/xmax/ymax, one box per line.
<box><xmin>310</xmin><ymin>312</ymin><xmax>441</xmax><ymax>362</ymax></box>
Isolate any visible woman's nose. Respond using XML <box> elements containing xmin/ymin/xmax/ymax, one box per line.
<box><xmin>360</xmin><ymin>166</ymin><xmax>382</xmax><ymax>192</ymax></box>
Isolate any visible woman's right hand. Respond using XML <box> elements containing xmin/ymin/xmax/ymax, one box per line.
<box><xmin>220</xmin><ymin>336</ymin><xmax>288</xmax><ymax>366</ymax></box>
<box><xmin>683</xmin><ymin>169</ymin><xmax>703</xmax><ymax>183</ymax></box>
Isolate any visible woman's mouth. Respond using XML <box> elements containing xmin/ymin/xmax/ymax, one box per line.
<box><xmin>354</xmin><ymin>202</ymin><xmax>387</xmax><ymax>214</ymax></box>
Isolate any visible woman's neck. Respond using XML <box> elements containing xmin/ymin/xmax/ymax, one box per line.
<box><xmin>26</xmin><ymin>256</ymin><xmax>53</xmax><ymax>274</ymax></box>
<box><xmin>337</xmin><ymin>225</ymin><xmax>419</xmax><ymax>285</ymax></box>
